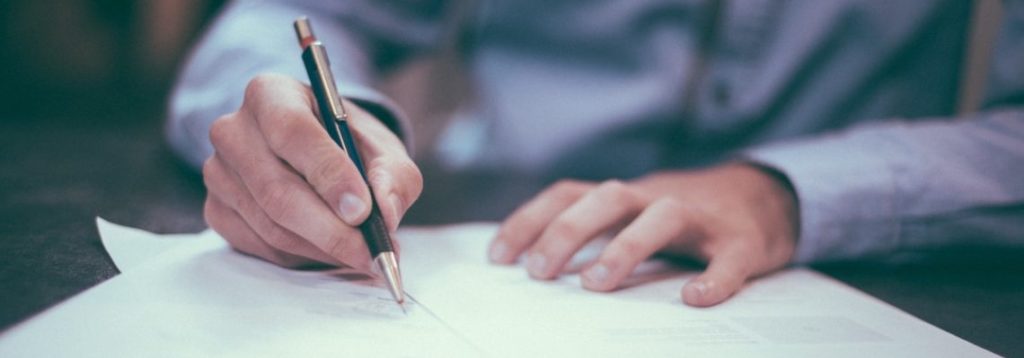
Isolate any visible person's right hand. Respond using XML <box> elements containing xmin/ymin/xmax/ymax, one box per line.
<box><xmin>202</xmin><ymin>73</ymin><xmax>422</xmax><ymax>270</ymax></box>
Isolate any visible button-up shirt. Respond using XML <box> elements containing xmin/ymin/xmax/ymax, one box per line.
<box><xmin>168</xmin><ymin>0</ymin><xmax>1024</xmax><ymax>263</ymax></box>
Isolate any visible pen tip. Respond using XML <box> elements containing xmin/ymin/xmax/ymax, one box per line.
<box><xmin>375</xmin><ymin>252</ymin><xmax>405</xmax><ymax>305</ymax></box>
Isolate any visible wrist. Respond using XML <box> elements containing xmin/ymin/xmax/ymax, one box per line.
<box><xmin>737</xmin><ymin>162</ymin><xmax>801</xmax><ymax>247</ymax></box>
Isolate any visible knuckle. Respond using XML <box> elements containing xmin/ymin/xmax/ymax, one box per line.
<box><xmin>243</xmin><ymin>74</ymin><xmax>315</xmax><ymax>153</ymax></box>
<box><xmin>309</xmin><ymin>157</ymin><xmax>349</xmax><ymax>191</ymax></box>
<box><xmin>265</xmin><ymin>229</ymin><xmax>304</xmax><ymax>253</ymax></box>
<box><xmin>550</xmin><ymin>179</ymin><xmax>583</xmax><ymax>194</ymax></box>
<box><xmin>598</xmin><ymin>179</ymin><xmax>626</xmax><ymax>191</ymax></box>
<box><xmin>201</xmin><ymin>157</ymin><xmax>215</xmax><ymax>177</ymax></box>
<box><xmin>251</xmin><ymin>212</ymin><xmax>290</xmax><ymax>242</ymax></box>
<box><xmin>201</xmin><ymin>158</ymin><xmax>218</xmax><ymax>186</ymax></box>
<box><xmin>613</xmin><ymin>239</ymin><xmax>646</xmax><ymax>259</ymax></box>
<box><xmin>595</xmin><ymin>179</ymin><xmax>633</xmax><ymax>203</ymax></box>
<box><xmin>654</xmin><ymin>198</ymin><xmax>698</xmax><ymax>223</ymax></box>
<box><xmin>326</xmin><ymin>236</ymin><xmax>348</xmax><ymax>259</ymax></box>
<box><xmin>325</xmin><ymin>229</ymin><xmax>359</xmax><ymax>261</ymax></box>
<box><xmin>548</xmin><ymin>219</ymin><xmax>583</xmax><ymax>240</ymax></box>
<box><xmin>207</xmin><ymin>115</ymin><xmax>235</xmax><ymax>148</ymax></box>
<box><xmin>542</xmin><ymin>180</ymin><xmax>586</xmax><ymax>204</ymax></box>
<box><xmin>233</xmin><ymin>193</ymin><xmax>261</xmax><ymax>219</ymax></box>
<box><xmin>257</xmin><ymin>180</ymin><xmax>300</xmax><ymax>220</ymax></box>
<box><xmin>202</xmin><ymin>198</ymin><xmax>220</xmax><ymax>228</ymax></box>
<box><xmin>264</xmin><ymin>111</ymin><xmax>308</xmax><ymax>153</ymax></box>
<box><xmin>244</xmin><ymin>74</ymin><xmax>282</xmax><ymax>103</ymax></box>
<box><xmin>654</xmin><ymin>197</ymin><xmax>690</xmax><ymax>216</ymax></box>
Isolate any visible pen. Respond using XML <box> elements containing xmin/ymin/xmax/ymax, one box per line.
<box><xmin>293</xmin><ymin>17</ymin><xmax>405</xmax><ymax>307</ymax></box>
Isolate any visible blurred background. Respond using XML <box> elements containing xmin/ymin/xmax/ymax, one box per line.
<box><xmin>0</xmin><ymin>0</ymin><xmax>227</xmax><ymax>124</ymax></box>
<box><xmin>0</xmin><ymin>0</ymin><xmax>464</xmax><ymax>155</ymax></box>
<box><xmin>0</xmin><ymin>0</ymin><xmax>227</xmax><ymax>331</ymax></box>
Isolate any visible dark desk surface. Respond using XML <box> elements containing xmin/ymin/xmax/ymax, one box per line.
<box><xmin>1</xmin><ymin>117</ymin><xmax>1022</xmax><ymax>356</ymax></box>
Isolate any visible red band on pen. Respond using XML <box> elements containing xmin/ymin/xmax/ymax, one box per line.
<box><xmin>300</xmin><ymin>35</ymin><xmax>317</xmax><ymax>50</ymax></box>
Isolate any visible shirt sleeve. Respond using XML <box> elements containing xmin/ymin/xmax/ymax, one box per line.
<box><xmin>165</xmin><ymin>0</ymin><xmax>450</xmax><ymax>169</ymax></box>
<box><xmin>745</xmin><ymin>110</ymin><xmax>1024</xmax><ymax>263</ymax></box>
<box><xmin>744</xmin><ymin>1</ymin><xmax>1024</xmax><ymax>263</ymax></box>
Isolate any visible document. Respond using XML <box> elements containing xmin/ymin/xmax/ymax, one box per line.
<box><xmin>0</xmin><ymin>219</ymin><xmax>995</xmax><ymax>357</ymax></box>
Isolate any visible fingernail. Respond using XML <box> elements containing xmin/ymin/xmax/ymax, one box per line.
<box><xmin>338</xmin><ymin>193</ymin><xmax>367</xmax><ymax>224</ymax></box>
<box><xmin>489</xmin><ymin>242</ymin><xmax>508</xmax><ymax>262</ymax></box>
<box><xmin>527</xmin><ymin>254</ymin><xmax>547</xmax><ymax>276</ymax></box>
<box><xmin>584</xmin><ymin>264</ymin><xmax>610</xmax><ymax>285</ymax></box>
<box><xmin>690</xmin><ymin>281</ymin><xmax>709</xmax><ymax>297</ymax></box>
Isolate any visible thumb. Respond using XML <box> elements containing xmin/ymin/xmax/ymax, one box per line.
<box><xmin>681</xmin><ymin>245</ymin><xmax>756</xmax><ymax>307</ymax></box>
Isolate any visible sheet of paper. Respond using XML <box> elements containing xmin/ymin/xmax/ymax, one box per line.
<box><xmin>0</xmin><ymin>221</ymin><xmax>995</xmax><ymax>357</ymax></box>
<box><xmin>96</xmin><ymin>217</ymin><xmax>204</xmax><ymax>272</ymax></box>
<box><xmin>0</xmin><ymin>224</ymin><xmax>479</xmax><ymax>357</ymax></box>
<box><xmin>399</xmin><ymin>224</ymin><xmax>995</xmax><ymax>358</ymax></box>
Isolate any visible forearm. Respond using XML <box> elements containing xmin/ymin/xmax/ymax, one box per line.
<box><xmin>745</xmin><ymin>109</ymin><xmax>1024</xmax><ymax>263</ymax></box>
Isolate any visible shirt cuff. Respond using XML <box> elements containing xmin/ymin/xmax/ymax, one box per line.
<box><xmin>742</xmin><ymin>132</ymin><xmax>904</xmax><ymax>264</ymax></box>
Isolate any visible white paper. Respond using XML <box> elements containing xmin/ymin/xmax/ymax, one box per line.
<box><xmin>0</xmin><ymin>221</ymin><xmax>995</xmax><ymax>357</ymax></box>
<box><xmin>2</xmin><ymin>222</ymin><xmax>479</xmax><ymax>357</ymax></box>
<box><xmin>96</xmin><ymin>217</ymin><xmax>204</xmax><ymax>272</ymax></box>
<box><xmin>399</xmin><ymin>225</ymin><xmax>995</xmax><ymax>357</ymax></box>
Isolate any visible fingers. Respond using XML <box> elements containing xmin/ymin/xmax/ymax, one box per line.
<box><xmin>581</xmin><ymin>198</ymin><xmax>699</xmax><ymax>291</ymax></box>
<box><xmin>681</xmin><ymin>245</ymin><xmax>757</xmax><ymax>307</ymax></box>
<box><xmin>242</xmin><ymin>74</ymin><xmax>372</xmax><ymax>226</ymax></box>
<box><xmin>366</xmin><ymin>156</ymin><xmax>423</xmax><ymax>233</ymax></box>
<box><xmin>524</xmin><ymin>180</ymin><xmax>646</xmax><ymax>279</ymax></box>
<box><xmin>203</xmin><ymin>155</ymin><xmax>339</xmax><ymax>265</ymax></box>
<box><xmin>489</xmin><ymin>180</ymin><xmax>591</xmax><ymax>264</ymax></box>
<box><xmin>573</xmin><ymin>196</ymin><xmax>758</xmax><ymax>307</ymax></box>
<box><xmin>205</xmin><ymin>73</ymin><xmax>421</xmax><ymax>271</ymax></box>
<box><xmin>488</xmin><ymin>166</ymin><xmax>798</xmax><ymax>307</ymax></box>
<box><xmin>204</xmin><ymin>196</ymin><xmax>318</xmax><ymax>268</ymax></box>
<box><xmin>208</xmin><ymin>102</ymin><xmax>371</xmax><ymax>271</ymax></box>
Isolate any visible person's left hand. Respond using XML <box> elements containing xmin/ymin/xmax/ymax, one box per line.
<box><xmin>488</xmin><ymin>163</ymin><xmax>800</xmax><ymax>307</ymax></box>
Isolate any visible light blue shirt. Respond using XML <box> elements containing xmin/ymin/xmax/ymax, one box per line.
<box><xmin>168</xmin><ymin>0</ymin><xmax>1024</xmax><ymax>263</ymax></box>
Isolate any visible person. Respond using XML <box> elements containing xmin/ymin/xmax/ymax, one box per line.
<box><xmin>167</xmin><ymin>0</ymin><xmax>1024</xmax><ymax>307</ymax></box>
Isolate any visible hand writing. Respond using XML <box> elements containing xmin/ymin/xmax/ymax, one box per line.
<box><xmin>203</xmin><ymin>74</ymin><xmax>422</xmax><ymax>270</ymax></box>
